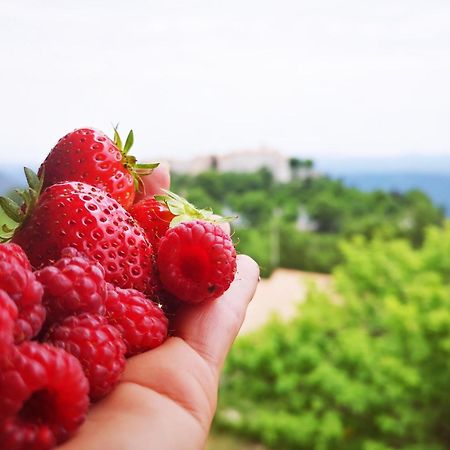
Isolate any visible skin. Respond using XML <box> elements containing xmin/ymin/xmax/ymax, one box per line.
<box><xmin>58</xmin><ymin>165</ymin><xmax>259</xmax><ymax>450</ymax></box>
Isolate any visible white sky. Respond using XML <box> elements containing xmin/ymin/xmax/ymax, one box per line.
<box><xmin>0</xmin><ymin>0</ymin><xmax>449</xmax><ymax>165</ymax></box>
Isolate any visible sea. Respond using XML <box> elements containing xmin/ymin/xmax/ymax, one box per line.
<box><xmin>335</xmin><ymin>173</ymin><xmax>450</xmax><ymax>215</ymax></box>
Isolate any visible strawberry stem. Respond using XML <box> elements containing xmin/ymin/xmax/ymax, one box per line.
<box><xmin>155</xmin><ymin>189</ymin><xmax>237</xmax><ymax>227</ymax></box>
<box><xmin>112</xmin><ymin>127</ymin><xmax>159</xmax><ymax>193</ymax></box>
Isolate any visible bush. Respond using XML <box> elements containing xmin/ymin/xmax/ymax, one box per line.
<box><xmin>216</xmin><ymin>225</ymin><xmax>450</xmax><ymax>450</ymax></box>
<box><xmin>279</xmin><ymin>225</ymin><xmax>342</xmax><ymax>273</ymax></box>
<box><xmin>234</xmin><ymin>227</ymin><xmax>275</xmax><ymax>278</ymax></box>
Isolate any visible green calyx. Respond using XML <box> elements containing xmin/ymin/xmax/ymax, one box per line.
<box><xmin>113</xmin><ymin>126</ymin><xmax>159</xmax><ymax>192</ymax></box>
<box><xmin>0</xmin><ymin>167</ymin><xmax>43</xmax><ymax>242</ymax></box>
<box><xmin>155</xmin><ymin>190</ymin><xmax>237</xmax><ymax>227</ymax></box>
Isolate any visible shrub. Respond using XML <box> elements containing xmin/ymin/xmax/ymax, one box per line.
<box><xmin>216</xmin><ymin>226</ymin><xmax>450</xmax><ymax>449</ymax></box>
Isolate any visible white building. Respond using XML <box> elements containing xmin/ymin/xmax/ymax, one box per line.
<box><xmin>168</xmin><ymin>155</ymin><xmax>214</xmax><ymax>176</ymax></box>
<box><xmin>216</xmin><ymin>148</ymin><xmax>291</xmax><ymax>183</ymax></box>
<box><xmin>168</xmin><ymin>148</ymin><xmax>294</xmax><ymax>183</ymax></box>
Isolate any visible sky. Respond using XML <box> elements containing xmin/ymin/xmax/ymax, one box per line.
<box><xmin>0</xmin><ymin>0</ymin><xmax>449</xmax><ymax>166</ymax></box>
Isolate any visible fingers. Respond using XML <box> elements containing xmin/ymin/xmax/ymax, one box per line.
<box><xmin>135</xmin><ymin>162</ymin><xmax>170</xmax><ymax>202</ymax></box>
<box><xmin>172</xmin><ymin>255</ymin><xmax>260</xmax><ymax>374</ymax></box>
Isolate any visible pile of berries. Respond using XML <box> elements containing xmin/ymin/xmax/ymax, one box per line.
<box><xmin>0</xmin><ymin>127</ymin><xmax>237</xmax><ymax>449</ymax></box>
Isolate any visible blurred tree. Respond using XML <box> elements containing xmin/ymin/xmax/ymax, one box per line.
<box><xmin>171</xmin><ymin>169</ymin><xmax>444</xmax><ymax>275</ymax></box>
<box><xmin>229</xmin><ymin>191</ymin><xmax>273</xmax><ymax>227</ymax></box>
<box><xmin>216</xmin><ymin>226</ymin><xmax>450</xmax><ymax>450</ymax></box>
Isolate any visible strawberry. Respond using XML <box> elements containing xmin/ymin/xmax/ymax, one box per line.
<box><xmin>0</xmin><ymin>170</ymin><xmax>154</xmax><ymax>292</ymax></box>
<box><xmin>129</xmin><ymin>198</ymin><xmax>175</xmax><ymax>249</ymax></box>
<box><xmin>38</xmin><ymin>127</ymin><xmax>157</xmax><ymax>210</ymax></box>
<box><xmin>131</xmin><ymin>190</ymin><xmax>235</xmax><ymax>250</ymax></box>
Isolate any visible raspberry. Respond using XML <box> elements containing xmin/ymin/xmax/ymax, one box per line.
<box><xmin>0</xmin><ymin>290</ymin><xmax>18</xmax><ymax>366</ymax></box>
<box><xmin>0</xmin><ymin>242</ymin><xmax>32</xmax><ymax>270</ymax></box>
<box><xmin>0</xmin><ymin>243</ymin><xmax>45</xmax><ymax>342</ymax></box>
<box><xmin>147</xmin><ymin>269</ymin><xmax>183</xmax><ymax>318</ymax></box>
<box><xmin>157</xmin><ymin>220</ymin><xmax>237</xmax><ymax>303</ymax></box>
<box><xmin>36</xmin><ymin>248</ymin><xmax>106</xmax><ymax>325</ymax></box>
<box><xmin>0</xmin><ymin>341</ymin><xmax>89</xmax><ymax>450</ymax></box>
<box><xmin>46</xmin><ymin>313</ymin><xmax>126</xmax><ymax>401</ymax></box>
<box><xmin>105</xmin><ymin>284</ymin><xmax>168</xmax><ymax>356</ymax></box>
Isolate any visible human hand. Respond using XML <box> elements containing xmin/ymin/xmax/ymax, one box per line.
<box><xmin>58</xmin><ymin>165</ymin><xmax>259</xmax><ymax>450</ymax></box>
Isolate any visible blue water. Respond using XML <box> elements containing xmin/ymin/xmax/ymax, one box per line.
<box><xmin>336</xmin><ymin>173</ymin><xmax>450</xmax><ymax>215</ymax></box>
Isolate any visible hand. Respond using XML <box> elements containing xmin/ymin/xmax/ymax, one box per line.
<box><xmin>58</xmin><ymin>165</ymin><xmax>260</xmax><ymax>450</ymax></box>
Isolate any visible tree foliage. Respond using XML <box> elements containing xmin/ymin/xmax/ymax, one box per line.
<box><xmin>171</xmin><ymin>170</ymin><xmax>444</xmax><ymax>275</ymax></box>
<box><xmin>216</xmin><ymin>225</ymin><xmax>450</xmax><ymax>450</ymax></box>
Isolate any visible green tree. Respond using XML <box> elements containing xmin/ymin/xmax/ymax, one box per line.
<box><xmin>216</xmin><ymin>225</ymin><xmax>450</xmax><ymax>450</ymax></box>
<box><xmin>229</xmin><ymin>191</ymin><xmax>273</xmax><ymax>227</ymax></box>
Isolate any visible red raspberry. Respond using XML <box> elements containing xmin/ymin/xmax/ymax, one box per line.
<box><xmin>157</xmin><ymin>220</ymin><xmax>237</xmax><ymax>304</ymax></box>
<box><xmin>129</xmin><ymin>197</ymin><xmax>175</xmax><ymax>249</ymax></box>
<box><xmin>147</xmin><ymin>270</ymin><xmax>183</xmax><ymax>318</ymax></box>
<box><xmin>46</xmin><ymin>313</ymin><xmax>126</xmax><ymax>401</ymax></box>
<box><xmin>0</xmin><ymin>290</ymin><xmax>18</xmax><ymax>366</ymax></box>
<box><xmin>0</xmin><ymin>341</ymin><xmax>89</xmax><ymax>450</ymax></box>
<box><xmin>36</xmin><ymin>248</ymin><xmax>106</xmax><ymax>325</ymax></box>
<box><xmin>0</xmin><ymin>243</ymin><xmax>45</xmax><ymax>343</ymax></box>
<box><xmin>105</xmin><ymin>284</ymin><xmax>168</xmax><ymax>356</ymax></box>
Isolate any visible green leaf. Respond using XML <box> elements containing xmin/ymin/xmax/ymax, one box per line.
<box><xmin>123</xmin><ymin>130</ymin><xmax>134</xmax><ymax>155</ymax></box>
<box><xmin>24</xmin><ymin>167</ymin><xmax>40</xmax><ymax>191</ymax></box>
<box><xmin>0</xmin><ymin>197</ymin><xmax>22</xmax><ymax>223</ymax></box>
<box><xmin>36</xmin><ymin>167</ymin><xmax>45</xmax><ymax>195</ymax></box>
<box><xmin>113</xmin><ymin>126</ymin><xmax>123</xmax><ymax>151</ymax></box>
<box><xmin>170</xmin><ymin>215</ymin><xmax>189</xmax><ymax>227</ymax></box>
<box><xmin>1</xmin><ymin>223</ymin><xmax>16</xmax><ymax>234</ymax></box>
<box><xmin>156</xmin><ymin>189</ymin><xmax>235</xmax><ymax>227</ymax></box>
<box><xmin>136</xmin><ymin>162</ymin><xmax>159</xmax><ymax>170</ymax></box>
<box><xmin>15</xmin><ymin>189</ymin><xmax>30</xmax><ymax>206</ymax></box>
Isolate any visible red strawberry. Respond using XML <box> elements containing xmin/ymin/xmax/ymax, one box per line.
<box><xmin>157</xmin><ymin>220</ymin><xmax>237</xmax><ymax>303</ymax></box>
<box><xmin>7</xmin><ymin>178</ymin><xmax>154</xmax><ymax>292</ymax></box>
<box><xmin>38</xmin><ymin>128</ymin><xmax>157</xmax><ymax>210</ymax></box>
<box><xmin>130</xmin><ymin>190</ymin><xmax>234</xmax><ymax>250</ymax></box>
<box><xmin>129</xmin><ymin>197</ymin><xmax>175</xmax><ymax>248</ymax></box>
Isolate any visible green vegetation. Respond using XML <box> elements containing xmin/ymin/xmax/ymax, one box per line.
<box><xmin>215</xmin><ymin>226</ymin><xmax>450</xmax><ymax>450</ymax></box>
<box><xmin>172</xmin><ymin>168</ymin><xmax>444</xmax><ymax>276</ymax></box>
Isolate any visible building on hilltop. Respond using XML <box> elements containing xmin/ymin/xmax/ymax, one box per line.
<box><xmin>167</xmin><ymin>148</ymin><xmax>316</xmax><ymax>183</ymax></box>
<box><xmin>216</xmin><ymin>148</ymin><xmax>291</xmax><ymax>182</ymax></box>
<box><xmin>169</xmin><ymin>155</ymin><xmax>215</xmax><ymax>176</ymax></box>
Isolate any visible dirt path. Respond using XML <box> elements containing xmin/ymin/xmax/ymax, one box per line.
<box><xmin>240</xmin><ymin>268</ymin><xmax>332</xmax><ymax>335</ymax></box>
